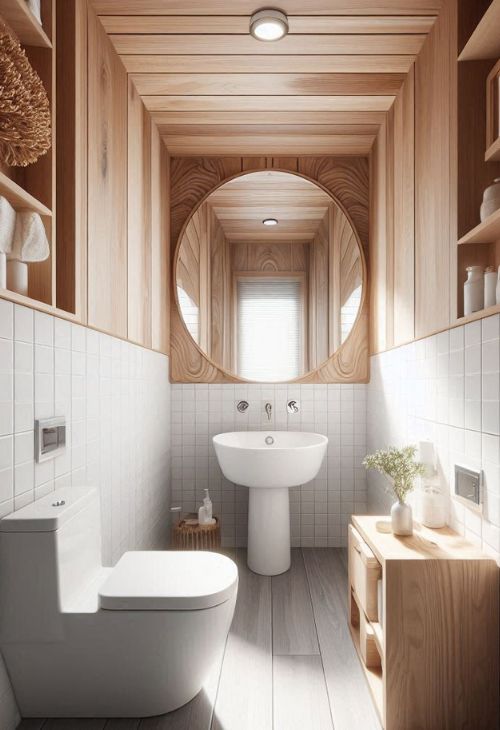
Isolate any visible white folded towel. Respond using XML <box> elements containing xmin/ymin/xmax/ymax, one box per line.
<box><xmin>0</xmin><ymin>197</ymin><xmax>16</xmax><ymax>254</ymax></box>
<box><xmin>9</xmin><ymin>211</ymin><xmax>50</xmax><ymax>262</ymax></box>
<box><xmin>26</xmin><ymin>0</ymin><xmax>42</xmax><ymax>23</ymax></box>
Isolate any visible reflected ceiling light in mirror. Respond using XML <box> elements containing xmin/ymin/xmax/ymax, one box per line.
<box><xmin>262</xmin><ymin>217</ymin><xmax>279</xmax><ymax>226</ymax></box>
<box><xmin>250</xmin><ymin>9</ymin><xmax>289</xmax><ymax>42</ymax></box>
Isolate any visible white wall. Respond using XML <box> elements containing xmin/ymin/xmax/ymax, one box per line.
<box><xmin>367</xmin><ymin>315</ymin><xmax>500</xmax><ymax>562</ymax></box>
<box><xmin>171</xmin><ymin>382</ymin><xmax>367</xmax><ymax>547</ymax></box>
<box><xmin>0</xmin><ymin>299</ymin><xmax>171</xmax><ymax>729</ymax></box>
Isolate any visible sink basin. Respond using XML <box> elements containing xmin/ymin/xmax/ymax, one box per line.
<box><xmin>213</xmin><ymin>431</ymin><xmax>328</xmax><ymax>489</ymax></box>
<box><xmin>213</xmin><ymin>431</ymin><xmax>328</xmax><ymax>575</ymax></box>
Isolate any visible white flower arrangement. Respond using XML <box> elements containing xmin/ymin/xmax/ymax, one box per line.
<box><xmin>363</xmin><ymin>445</ymin><xmax>425</xmax><ymax>504</ymax></box>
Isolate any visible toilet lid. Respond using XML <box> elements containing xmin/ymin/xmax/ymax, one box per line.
<box><xmin>99</xmin><ymin>551</ymin><xmax>238</xmax><ymax>611</ymax></box>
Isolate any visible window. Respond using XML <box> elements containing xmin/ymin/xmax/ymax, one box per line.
<box><xmin>177</xmin><ymin>286</ymin><xmax>199</xmax><ymax>344</ymax></box>
<box><xmin>236</xmin><ymin>277</ymin><xmax>304</xmax><ymax>381</ymax></box>
<box><xmin>341</xmin><ymin>284</ymin><xmax>362</xmax><ymax>343</ymax></box>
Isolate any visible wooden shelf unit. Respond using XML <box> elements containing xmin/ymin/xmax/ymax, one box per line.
<box><xmin>0</xmin><ymin>170</ymin><xmax>52</xmax><ymax>216</ymax></box>
<box><xmin>0</xmin><ymin>0</ymin><xmax>51</xmax><ymax>47</ymax></box>
<box><xmin>486</xmin><ymin>59</ymin><xmax>500</xmax><ymax>162</ymax></box>
<box><xmin>348</xmin><ymin>516</ymin><xmax>499</xmax><ymax>730</ymax></box>
<box><xmin>459</xmin><ymin>0</ymin><xmax>500</xmax><ymax>61</ymax></box>
<box><xmin>458</xmin><ymin>207</ymin><xmax>500</xmax><ymax>245</ymax></box>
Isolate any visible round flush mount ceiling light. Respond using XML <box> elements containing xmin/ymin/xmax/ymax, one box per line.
<box><xmin>250</xmin><ymin>9</ymin><xmax>289</xmax><ymax>42</ymax></box>
<box><xmin>263</xmin><ymin>218</ymin><xmax>279</xmax><ymax>226</ymax></box>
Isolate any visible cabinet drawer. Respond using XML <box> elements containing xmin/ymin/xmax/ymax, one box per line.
<box><xmin>348</xmin><ymin>524</ymin><xmax>382</xmax><ymax>622</ymax></box>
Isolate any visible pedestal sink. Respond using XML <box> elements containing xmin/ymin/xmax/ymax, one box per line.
<box><xmin>213</xmin><ymin>431</ymin><xmax>328</xmax><ymax>576</ymax></box>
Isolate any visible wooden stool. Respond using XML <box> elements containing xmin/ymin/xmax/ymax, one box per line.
<box><xmin>172</xmin><ymin>518</ymin><xmax>221</xmax><ymax>551</ymax></box>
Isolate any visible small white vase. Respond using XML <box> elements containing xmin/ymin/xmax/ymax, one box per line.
<box><xmin>391</xmin><ymin>501</ymin><xmax>413</xmax><ymax>536</ymax></box>
<box><xmin>464</xmin><ymin>266</ymin><xmax>484</xmax><ymax>316</ymax></box>
<box><xmin>496</xmin><ymin>266</ymin><xmax>500</xmax><ymax>306</ymax></box>
<box><xmin>0</xmin><ymin>252</ymin><xmax>6</xmax><ymax>290</ymax></box>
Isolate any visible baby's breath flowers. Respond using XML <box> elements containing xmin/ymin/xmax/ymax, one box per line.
<box><xmin>363</xmin><ymin>445</ymin><xmax>425</xmax><ymax>504</ymax></box>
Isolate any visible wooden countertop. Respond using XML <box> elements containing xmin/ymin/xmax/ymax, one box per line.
<box><xmin>352</xmin><ymin>515</ymin><xmax>495</xmax><ymax>564</ymax></box>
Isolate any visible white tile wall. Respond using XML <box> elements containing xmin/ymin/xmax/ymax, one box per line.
<box><xmin>367</xmin><ymin>314</ymin><xmax>500</xmax><ymax>562</ymax></box>
<box><xmin>171</xmin><ymin>382</ymin><xmax>367</xmax><ymax>548</ymax></box>
<box><xmin>0</xmin><ymin>303</ymin><xmax>172</xmax><ymax>729</ymax></box>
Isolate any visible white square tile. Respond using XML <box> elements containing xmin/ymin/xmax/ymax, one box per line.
<box><xmin>54</xmin><ymin>318</ymin><xmax>71</xmax><ymax>349</ymax></box>
<box><xmin>34</xmin><ymin>311</ymin><xmax>53</xmax><ymax>346</ymax></box>
<box><xmin>14</xmin><ymin>304</ymin><xmax>33</xmax><ymax>343</ymax></box>
<box><xmin>0</xmin><ymin>299</ymin><xmax>13</xmax><ymax>339</ymax></box>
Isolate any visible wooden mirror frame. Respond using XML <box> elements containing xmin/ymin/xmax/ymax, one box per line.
<box><xmin>170</xmin><ymin>157</ymin><xmax>369</xmax><ymax>384</ymax></box>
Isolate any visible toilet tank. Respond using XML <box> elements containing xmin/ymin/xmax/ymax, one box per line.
<box><xmin>0</xmin><ymin>487</ymin><xmax>102</xmax><ymax>642</ymax></box>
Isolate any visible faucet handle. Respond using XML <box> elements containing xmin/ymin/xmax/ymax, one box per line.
<box><xmin>287</xmin><ymin>400</ymin><xmax>300</xmax><ymax>414</ymax></box>
<box><xmin>236</xmin><ymin>400</ymin><xmax>249</xmax><ymax>413</ymax></box>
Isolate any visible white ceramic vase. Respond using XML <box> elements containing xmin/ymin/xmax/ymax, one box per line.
<box><xmin>480</xmin><ymin>178</ymin><xmax>500</xmax><ymax>221</ymax></box>
<box><xmin>391</xmin><ymin>501</ymin><xmax>413</xmax><ymax>536</ymax></box>
<box><xmin>485</xmin><ymin>266</ymin><xmax>497</xmax><ymax>308</ymax></box>
<box><xmin>0</xmin><ymin>252</ymin><xmax>6</xmax><ymax>290</ymax></box>
<box><xmin>464</xmin><ymin>266</ymin><xmax>484</xmax><ymax>316</ymax></box>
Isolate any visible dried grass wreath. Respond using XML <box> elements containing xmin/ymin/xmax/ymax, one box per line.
<box><xmin>0</xmin><ymin>20</ymin><xmax>51</xmax><ymax>166</ymax></box>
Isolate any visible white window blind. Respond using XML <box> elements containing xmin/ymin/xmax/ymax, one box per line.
<box><xmin>237</xmin><ymin>277</ymin><xmax>303</xmax><ymax>381</ymax></box>
<box><xmin>177</xmin><ymin>286</ymin><xmax>199</xmax><ymax>344</ymax></box>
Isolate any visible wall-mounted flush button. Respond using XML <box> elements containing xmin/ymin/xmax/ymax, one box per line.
<box><xmin>35</xmin><ymin>417</ymin><xmax>66</xmax><ymax>463</ymax></box>
<box><xmin>454</xmin><ymin>464</ymin><xmax>482</xmax><ymax>510</ymax></box>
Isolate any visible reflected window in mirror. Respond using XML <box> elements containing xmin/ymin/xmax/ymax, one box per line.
<box><xmin>236</xmin><ymin>276</ymin><xmax>304</xmax><ymax>382</ymax></box>
<box><xmin>177</xmin><ymin>286</ymin><xmax>199</xmax><ymax>344</ymax></box>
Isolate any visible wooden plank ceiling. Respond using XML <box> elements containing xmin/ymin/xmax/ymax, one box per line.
<box><xmin>91</xmin><ymin>0</ymin><xmax>441</xmax><ymax>157</ymax></box>
<box><xmin>208</xmin><ymin>171</ymin><xmax>331</xmax><ymax>241</ymax></box>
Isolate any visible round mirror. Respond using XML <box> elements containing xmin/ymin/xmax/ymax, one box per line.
<box><xmin>175</xmin><ymin>171</ymin><xmax>364</xmax><ymax>382</ymax></box>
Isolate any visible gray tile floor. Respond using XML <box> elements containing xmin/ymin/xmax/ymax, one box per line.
<box><xmin>17</xmin><ymin>549</ymin><xmax>380</xmax><ymax>730</ymax></box>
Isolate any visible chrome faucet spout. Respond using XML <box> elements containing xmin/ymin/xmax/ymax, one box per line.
<box><xmin>265</xmin><ymin>402</ymin><xmax>272</xmax><ymax>421</ymax></box>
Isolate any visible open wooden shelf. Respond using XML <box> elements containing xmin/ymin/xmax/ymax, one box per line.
<box><xmin>456</xmin><ymin>303</ymin><xmax>500</xmax><ymax>327</ymax></box>
<box><xmin>0</xmin><ymin>0</ymin><xmax>51</xmax><ymax>47</ymax></box>
<box><xmin>458</xmin><ymin>207</ymin><xmax>500</xmax><ymax>245</ymax></box>
<box><xmin>459</xmin><ymin>0</ymin><xmax>500</xmax><ymax>61</ymax></box>
<box><xmin>0</xmin><ymin>170</ymin><xmax>52</xmax><ymax>216</ymax></box>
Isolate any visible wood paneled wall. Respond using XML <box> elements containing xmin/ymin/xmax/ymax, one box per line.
<box><xmin>86</xmin><ymin>2</ymin><xmax>169</xmax><ymax>353</ymax></box>
<box><xmin>370</xmin><ymin>0</ymin><xmax>500</xmax><ymax>352</ymax></box>
<box><xmin>170</xmin><ymin>156</ymin><xmax>369</xmax><ymax>383</ymax></box>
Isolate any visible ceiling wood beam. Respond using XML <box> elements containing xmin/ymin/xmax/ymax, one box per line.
<box><xmin>110</xmin><ymin>34</ymin><xmax>427</xmax><ymax>56</ymax></box>
<box><xmin>160</xmin><ymin>134</ymin><xmax>376</xmax><ymax>156</ymax></box>
<box><xmin>150</xmin><ymin>110</ymin><xmax>388</xmax><ymax>125</ymax></box>
<box><xmin>91</xmin><ymin>1</ymin><xmax>442</xmax><ymax>16</ymax></box>
<box><xmin>130</xmin><ymin>72</ymin><xmax>404</xmax><ymax>97</ymax></box>
<box><xmin>143</xmin><ymin>95</ymin><xmax>395</xmax><ymax>112</ymax></box>
<box><xmin>155</xmin><ymin>124</ymin><xmax>381</xmax><ymax>136</ymax></box>
<box><xmin>120</xmin><ymin>54</ymin><xmax>416</xmax><ymax>74</ymax></box>
<box><xmin>100</xmin><ymin>15</ymin><xmax>436</xmax><ymax>34</ymax></box>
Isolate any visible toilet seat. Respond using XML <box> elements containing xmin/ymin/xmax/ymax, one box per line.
<box><xmin>99</xmin><ymin>550</ymin><xmax>238</xmax><ymax>611</ymax></box>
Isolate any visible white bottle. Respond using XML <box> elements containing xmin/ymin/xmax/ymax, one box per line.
<box><xmin>464</xmin><ymin>266</ymin><xmax>484</xmax><ymax>316</ymax></box>
<box><xmin>485</xmin><ymin>266</ymin><xmax>497</xmax><ymax>308</ymax></box>
<box><xmin>496</xmin><ymin>266</ymin><xmax>500</xmax><ymax>305</ymax></box>
<box><xmin>198</xmin><ymin>504</ymin><xmax>208</xmax><ymax>525</ymax></box>
<box><xmin>203</xmin><ymin>489</ymin><xmax>216</xmax><ymax>525</ymax></box>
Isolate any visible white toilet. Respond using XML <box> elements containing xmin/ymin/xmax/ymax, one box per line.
<box><xmin>0</xmin><ymin>487</ymin><xmax>238</xmax><ymax>718</ymax></box>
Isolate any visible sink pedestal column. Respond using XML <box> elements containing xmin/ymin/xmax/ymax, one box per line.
<box><xmin>247</xmin><ymin>487</ymin><xmax>290</xmax><ymax>576</ymax></box>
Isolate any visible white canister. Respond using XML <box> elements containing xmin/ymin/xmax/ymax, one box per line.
<box><xmin>6</xmin><ymin>260</ymin><xmax>28</xmax><ymax>296</ymax></box>
<box><xmin>464</xmin><ymin>266</ymin><xmax>484</xmax><ymax>316</ymax></box>
<box><xmin>485</xmin><ymin>266</ymin><xmax>497</xmax><ymax>308</ymax></box>
<box><xmin>497</xmin><ymin>266</ymin><xmax>500</xmax><ymax>306</ymax></box>
<box><xmin>420</xmin><ymin>485</ymin><xmax>446</xmax><ymax>528</ymax></box>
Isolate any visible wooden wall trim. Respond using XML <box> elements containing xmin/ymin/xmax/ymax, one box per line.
<box><xmin>170</xmin><ymin>156</ymin><xmax>369</xmax><ymax>383</ymax></box>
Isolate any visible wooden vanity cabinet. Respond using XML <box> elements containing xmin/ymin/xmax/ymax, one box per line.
<box><xmin>348</xmin><ymin>515</ymin><xmax>499</xmax><ymax>730</ymax></box>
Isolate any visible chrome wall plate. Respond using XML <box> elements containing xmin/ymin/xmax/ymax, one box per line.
<box><xmin>35</xmin><ymin>417</ymin><xmax>66</xmax><ymax>463</ymax></box>
<box><xmin>454</xmin><ymin>464</ymin><xmax>482</xmax><ymax>512</ymax></box>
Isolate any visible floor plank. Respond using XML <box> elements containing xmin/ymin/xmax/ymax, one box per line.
<box><xmin>303</xmin><ymin>549</ymin><xmax>381</xmax><ymax>730</ymax></box>
<box><xmin>272</xmin><ymin>549</ymin><xmax>319</xmax><ymax>656</ymax></box>
<box><xmin>273</xmin><ymin>655</ymin><xmax>334</xmax><ymax>730</ymax></box>
<box><xmin>211</xmin><ymin>549</ymin><xmax>272</xmax><ymax>730</ymax></box>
